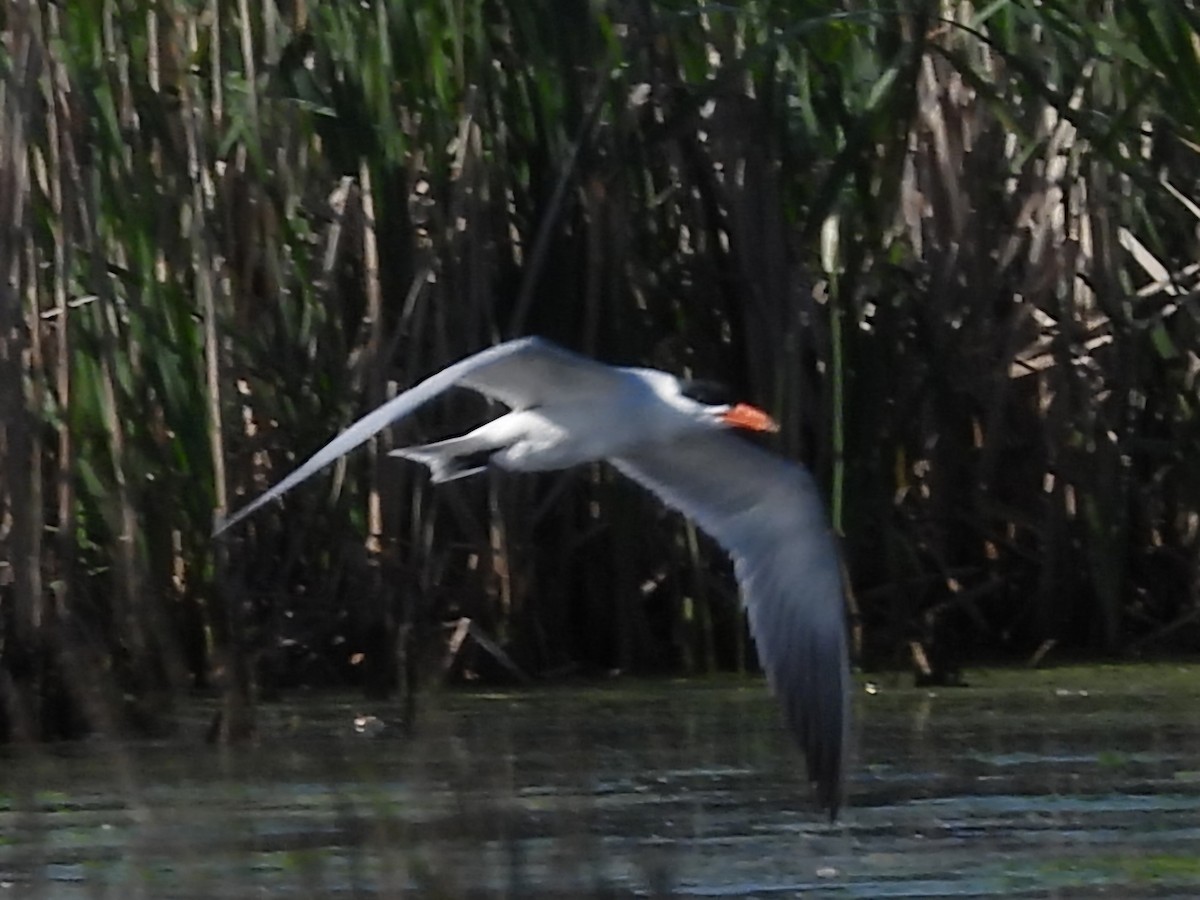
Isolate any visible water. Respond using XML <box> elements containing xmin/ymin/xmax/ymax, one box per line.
<box><xmin>2</xmin><ymin>666</ymin><xmax>1199</xmax><ymax>897</ymax></box>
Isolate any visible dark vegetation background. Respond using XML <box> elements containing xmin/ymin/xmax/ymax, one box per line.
<box><xmin>2</xmin><ymin>0</ymin><xmax>1199</xmax><ymax>740</ymax></box>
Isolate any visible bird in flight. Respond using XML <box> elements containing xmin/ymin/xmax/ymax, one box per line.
<box><xmin>216</xmin><ymin>337</ymin><xmax>851</xmax><ymax>816</ymax></box>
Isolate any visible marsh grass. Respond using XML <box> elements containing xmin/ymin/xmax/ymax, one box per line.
<box><xmin>0</xmin><ymin>1</ymin><xmax>1197</xmax><ymax>737</ymax></box>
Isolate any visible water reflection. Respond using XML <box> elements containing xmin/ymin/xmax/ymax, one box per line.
<box><xmin>2</xmin><ymin>670</ymin><xmax>1199</xmax><ymax>897</ymax></box>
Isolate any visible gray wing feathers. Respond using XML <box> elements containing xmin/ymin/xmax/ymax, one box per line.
<box><xmin>216</xmin><ymin>336</ymin><xmax>569</xmax><ymax>535</ymax></box>
<box><xmin>456</xmin><ymin>339</ymin><xmax>629</xmax><ymax>407</ymax></box>
<box><xmin>613</xmin><ymin>433</ymin><xmax>850</xmax><ymax>815</ymax></box>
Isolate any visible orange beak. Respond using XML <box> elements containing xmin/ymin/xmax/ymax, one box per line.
<box><xmin>721</xmin><ymin>403</ymin><xmax>779</xmax><ymax>433</ymax></box>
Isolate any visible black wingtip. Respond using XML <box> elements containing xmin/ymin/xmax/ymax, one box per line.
<box><xmin>796</xmin><ymin>688</ymin><xmax>847</xmax><ymax>822</ymax></box>
<box><xmin>817</xmin><ymin>777</ymin><xmax>843</xmax><ymax>823</ymax></box>
<box><xmin>810</xmin><ymin>760</ymin><xmax>843</xmax><ymax>822</ymax></box>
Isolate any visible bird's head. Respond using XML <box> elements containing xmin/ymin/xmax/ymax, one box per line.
<box><xmin>679</xmin><ymin>378</ymin><xmax>780</xmax><ymax>434</ymax></box>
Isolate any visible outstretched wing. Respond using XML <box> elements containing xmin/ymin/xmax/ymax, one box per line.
<box><xmin>215</xmin><ymin>336</ymin><xmax>625</xmax><ymax>535</ymax></box>
<box><xmin>612</xmin><ymin>432</ymin><xmax>850</xmax><ymax>816</ymax></box>
<box><xmin>456</xmin><ymin>338</ymin><xmax>628</xmax><ymax>408</ymax></box>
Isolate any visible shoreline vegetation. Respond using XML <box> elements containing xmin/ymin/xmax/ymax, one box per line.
<box><xmin>1</xmin><ymin>1</ymin><xmax>1198</xmax><ymax>741</ymax></box>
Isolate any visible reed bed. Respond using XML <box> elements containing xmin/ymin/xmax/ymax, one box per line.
<box><xmin>1</xmin><ymin>0</ymin><xmax>1197</xmax><ymax>736</ymax></box>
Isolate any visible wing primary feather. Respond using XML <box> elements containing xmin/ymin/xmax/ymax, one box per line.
<box><xmin>214</xmin><ymin>337</ymin><xmax>548</xmax><ymax>536</ymax></box>
<box><xmin>614</xmin><ymin>432</ymin><xmax>850</xmax><ymax>817</ymax></box>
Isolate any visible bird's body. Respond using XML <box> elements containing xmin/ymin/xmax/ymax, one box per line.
<box><xmin>396</xmin><ymin>368</ymin><xmax>728</xmax><ymax>480</ymax></box>
<box><xmin>216</xmin><ymin>337</ymin><xmax>851</xmax><ymax>816</ymax></box>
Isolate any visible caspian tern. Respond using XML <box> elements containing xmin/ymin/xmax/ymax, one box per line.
<box><xmin>216</xmin><ymin>337</ymin><xmax>851</xmax><ymax>816</ymax></box>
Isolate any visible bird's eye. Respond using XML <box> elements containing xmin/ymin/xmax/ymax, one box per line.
<box><xmin>679</xmin><ymin>378</ymin><xmax>733</xmax><ymax>407</ymax></box>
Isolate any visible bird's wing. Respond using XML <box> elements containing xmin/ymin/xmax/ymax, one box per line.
<box><xmin>215</xmin><ymin>336</ymin><xmax>626</xmax><ymax>535</ymax></box>
<box><xmin>454</xmin><ymin>337</ymin><xmax>629</xmax><ymax>408</ymax></box>
<box><xmin>612</xmin><ymin>432</ymin><xmax>850</xmax><ymax>815</ymax></box>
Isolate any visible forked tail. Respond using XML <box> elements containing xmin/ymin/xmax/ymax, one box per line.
<box><xmin>389</xmin><ymin>434</ymin><xmax>496</xmax><ymax>483</ymax></box>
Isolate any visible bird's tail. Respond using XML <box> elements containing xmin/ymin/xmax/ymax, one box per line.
<box><xmin>390</xmin><ymin>435</ymin><xmax>495</xmax><ymax>484</ymax></box>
